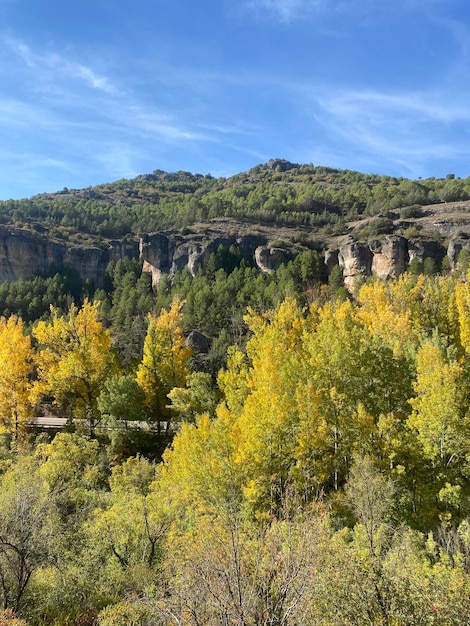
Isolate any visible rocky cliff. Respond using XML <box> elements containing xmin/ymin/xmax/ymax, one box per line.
<box><xmin>3</xmin><ymin>206</ymin><xmax>470</xmax><ymax>290</ymax></box>
<box><xmin>139</xmin><ymin>227</ymin><xmax>294</xmax><ymax>287</ymax></box>
<box><xmin>326</xmin><ymin>200</ymin><xmax>470</xmax><ymax>289</ymax></box>
<box><xmin>0</xmin><ymin>226</ymin><xmax>139</xmax><ymax>286</ymax></box>
<box><xmin>329</xmin><ymin>235</ymin><xmax>450</xmax><ymax>289</ymax></box>
<box><xmin>0</xmin><ymin>223</ymin><xmax>296</xmax><ymax>288</ymax></box>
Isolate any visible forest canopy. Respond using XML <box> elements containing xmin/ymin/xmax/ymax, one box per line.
<box><xmin>0</xmin><ymin>265</ymin><xmax>469</xmax><ymax>624</ymax></box>
<box><xmin>2</xmin><ymin>160</ymin><xmax>470</xmax><ymax>625</ymax></box>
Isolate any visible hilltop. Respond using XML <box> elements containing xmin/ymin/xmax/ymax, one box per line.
<box><xmin>1</xmin><ymin>159</ymin><xmax>470</xmax><ymax>287</ymax></box>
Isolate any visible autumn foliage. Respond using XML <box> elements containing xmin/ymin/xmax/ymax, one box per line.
<box><xmin>2</xmin><ymin>275</ymin><xmax>470</xmax><ymax>623</ymax></box>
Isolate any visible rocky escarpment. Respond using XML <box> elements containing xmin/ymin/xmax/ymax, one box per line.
<box><xmin>327</xmin><ymin>234</ymin><xmax>462</xmax><ymax>289</ymax></box>
<box><xmin>3</xmin><ymin>215</ymin><xmax>470</xmax><ymax>293</ymax></box>
<box><xmin>0</xmin><ymin>224</ymin><xmax>304</xmax><ymax>289</ymax></box>
<box><xmin>139</xmin><ymin>230</ymin><xmax>294</xmax><ymax>287</ymax></box>
<box><xmin>0</xmin><ymin>226</ymin><xmax>138</xmax><ymax>286</ymax></box>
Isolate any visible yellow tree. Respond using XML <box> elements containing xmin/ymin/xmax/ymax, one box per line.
<box><xmin>456</xmin><ymin>280</ymin><xmax>470</xmax><ymax>355</ymax></box>
<box><xmin>408</xmin><ymin>340</ymin><xmax>470</xmax><ymax>522</ymax></box>
<box><xmin>0</xmin><ymin>316</ymin><xmax>34</xmax><ymax>444</ymax></box>
<box><xmin>300</xmin><ymin>298</ymin><xmax>416</xmax><ymax>494</ymax></box>
<box><xmin>356</xmin><ymin>275</ymin><xmax>419</xmax><ymax>354</ymax></box>
<box><xmin>412</xmin><ymin>276</ymin><xmax>460</xmax><ymax>350</ymax></box>
<box><xmin>409</xmin><ymin>341</ymin><xmax>467</xmax><ymax>464</ymax></box>
<box><xmin>33</xmin><ymin>300</ymin><xmax>119</xmax><ymax>436</ymax></box>
<box><xmin>136</xmin><ymin>297</ymin><xmax>191</xmax><ymax>433</ymax></box>
<box><xmin>232</xmin><ymin>298</ymin><xmax>307</xmax><ymax>514</ymax></box>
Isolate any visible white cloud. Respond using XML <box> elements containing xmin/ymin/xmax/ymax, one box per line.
<box><xmin>116</xmin><ymin>105</ymin><xmax>211</xmax><ymax>143</ymax></box>
<box><xmin>6</xmin><ymin>38</ymin><xmax>117</xmax><ymax>94</ymax></box>
<box><xmin>1</xmin><ymin>37</ymin><xmax>215</xmax><ymax>145</ymax></box>
<box><xmin>243</xmin><ymin>0</ymin><xmax>322</xmax><ymax>22</ymax></box>
<box><xmin>309</xmin><ymin>87</ymin><xmax>470</xmax><ymax>176</ymax></box>
<box><xmin>242</xmin><ymin>0</ymin><xmax>450</xmax><ymax>23</ymax></box>
<box><xmin>318</xmin><ymin>90</ymin><xmax>470</xmax><ymax>125</ymax></box>
<box><xmin>0</xmin><ymin>98</ymin><xmax>70</xmax><ymax>130</ymax></box>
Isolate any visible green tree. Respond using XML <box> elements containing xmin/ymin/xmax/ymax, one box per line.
<box><xmin>167</xmin><ymin>371</ymin><xmax>221</xmax><ymax>423</ymax></box>
<box><xmin>0</xmin><ymin>460</ymin><xmax>55</xmax><ymax>613</ymax></box>
<box><xmin>345</xmin><ymin>455</ymin><xmax>395</xmax><ymax>555</ymax></box>
<box><xmin>408</xmin><ymin>339</ymin><xmax>470</xmax><ymax>522</ymax></box>
<box><xmin>98</xmin><ymin>375</ymin><xmax>151</xmax><ymax>461</ymax></box>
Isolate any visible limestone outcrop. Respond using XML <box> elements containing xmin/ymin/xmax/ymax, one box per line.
<box><xmin>328</xmin><ymin>234</ymin><xmax>454</xmax><ymax>289</ymax></box>
<box><xmin>139</xmin><ymin>231</ymin><xmax>277</xmax><ymax>287</ymax></box>
<box><xmin>369</xmin><ymin>236</ymin><xmax>409</xmax><ymax>280</ymax></box>
<box><xmin>0</xmin><ymin>226</ymin><xmax>138</xmax><ymax>286</ymax></box>
<box><xmin>337</xmin><ymin>239</ymin><xmax>372</xmax><ymax>290</ymax></box>
<box><xmin>0</xmin><ymin>219</ymin><xmax>468</xmax><ymax>292</ymax></box>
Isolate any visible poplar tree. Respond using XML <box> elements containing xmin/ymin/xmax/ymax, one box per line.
<box><xmin>136</xmin><ymin>297</ymin><xmax>191</xmax><ymax>433</ymax></box>
<box><xmin>0</xmin><ymin>316</ymin><xmax>34</xmax><ymax>443</ymax></box>
<box><xmin>33</xmin><ymin>300</ymin><xmax>119</xmax><ymax>436</ymax></box>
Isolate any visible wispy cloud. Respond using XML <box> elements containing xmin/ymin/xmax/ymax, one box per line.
<box><xmin>244</xmin><ymin>0</ymin><xmax>318</xmax><ymax>22</ymax></box>
<box><xmin>2</xmin><ymin>37</ymin><xmax>214</xmax><ymax>143</ymax></box>
<box><xmin>308</xmin><ymin>87</ymin><xmax>470</xmax><ymax>175</ymax></box>
<box><xmin>0</xmin><ymin>35</ymin><xmax>261</xmax><ymax>195</ymax></box>
<box><xmin>318</xmin><ymin>90</ymin><xmax>470</xmax><ymax>125</ymax></box>
<box><xmin>242</xmin><ymin>0</ymin><xmax>451</xmax><ymax>23</ymax></box>
<box><xmin>7</xmin><ymin>38</ymin><xmax>117</xmax><ymax>94</ymax></box>
<box><xmin>122</xmin><ymin>106</ymin><xmax>211</xmax><ymax>142</ymax></box>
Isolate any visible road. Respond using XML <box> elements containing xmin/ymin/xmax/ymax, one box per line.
<box><xmin>29</xmin><ymin>416</ymin><xmax>172</xmax><ymax>431</ymax></box>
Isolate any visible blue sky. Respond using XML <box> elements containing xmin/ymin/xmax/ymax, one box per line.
<box><xmin>0</xmin><ymin>0</ymin><xmax>469</xmax><ymax>199</ymax></box>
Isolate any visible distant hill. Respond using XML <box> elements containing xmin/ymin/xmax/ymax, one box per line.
<box><xmin>1</xmin><ymin>159</ymin><xmax>470</xmax><ymax>287</ymax></box>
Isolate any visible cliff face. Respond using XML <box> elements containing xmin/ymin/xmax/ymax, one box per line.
<box><xmin>139</xmin><ymin>231</ymin><xmax>294</xmax><ymax>287</ymax></box>
<box><xmin>3</xmin><ymin>218</ymin><xmax>470</xmax><ymax>291</ymax></box>
<box><xmin>329</xmin><ymin>234</ymin><xmax>456</xmax><ymax>289</ymax></box>
<box><xmin>0</xmin><ymin>225</ymin><xmax>296</xmax><ymax>289</ymax></box>
<box><xmin>0</xmin><ymin>227</ymin><xmax>138</xmax><ymax>286</ymax></box>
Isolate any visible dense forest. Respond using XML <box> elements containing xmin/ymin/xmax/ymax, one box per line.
<box><xmin>0</xmin><ymin>262</ymin><xmax>469</xmax><ymax>624</ymax></box>
<box><xmin>1</xmin><ymin>162</ymin><xmax>470</xmax><ymax>624</ymax></box>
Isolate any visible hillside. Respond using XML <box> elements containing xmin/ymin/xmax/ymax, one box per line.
<box><xmin>1</xmin><ymin>159</ymin><xmax>469</xmax><ymax>243</ymax></box>
<box><xmin>1</xmin><ymin>160</ymin><xmax>470</xmax><ymax>290</ymax></box>
<box><xmin>2</xmin><ymin>163</ymin><xmax>470</xmax><ymax>624</ymax></box>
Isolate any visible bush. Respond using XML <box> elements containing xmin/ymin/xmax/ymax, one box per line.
<box><xmin>403</xmin><ymin>225</ymin><xmax>421</xmax><ymax>239</ymax></box>
<box><xmin>353</xmin><ymin>217</ymin><xmax>394</xmax><ymax>241</ymax></box>
<box><xmin>400</xmin><ymin>204</ymin><xmax>422</xmax><ymax>219</ymax></box>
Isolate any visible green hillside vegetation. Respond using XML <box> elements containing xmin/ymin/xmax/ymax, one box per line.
<box><xmin>1</xmin><ymin>161</ymin><xmax>469</xmax><ymax>244</ymax></box>
<box><xmin>0</xmin><ymin>268</ymin><xmax>468</xmax><ymax>623</ymax></box>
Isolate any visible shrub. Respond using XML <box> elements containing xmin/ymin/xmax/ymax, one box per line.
<box><xmin>400</xmin><ymin>204</ymin><xmax>422</xmax><ymax>219</ymax></box>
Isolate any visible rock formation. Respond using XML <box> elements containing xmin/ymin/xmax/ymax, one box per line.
<box><xmin>0</xmin><ymin>219</ymin><xmax>468</xmax><ymax>292</ymax></box>
<box><xmin>0</xmin><ymin>226</ymin><xmax>138</xmax><ymax>286</ymax></box>
<box><xmin>327</xmin><ymin>234</ymin><xmax>453</xmax><ymax>290</ymax></box>
<box><xmin>138</xmin><ymin>231</ymin><xmax>293</xmax><ymax>287</ymax></box>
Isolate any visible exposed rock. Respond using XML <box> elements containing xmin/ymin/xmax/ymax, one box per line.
<box><xmin>140</xmin><ymin>231</ymin><xmax>269</xmax><ymax>286</ymax></box>
<box><xmin>185</xmin><ymin>331</ymin><xmax>210</xmax><ymax>353</ymax></box>
<box><xmin>332</xmin><ymin>235</ymin><xmax>449</xmax><ymax>288</ymax></box>
<box><xmin>0</xmin><ymin>226</ymin><xmax>138</xmax><ymax>287</ymax></box>
<box><xmin>324</xmin><ymin>248</ymin><xmax>339</xmax><ymax>273</ymax></box>
<box><xmin>265</xmin><ymin>159</ymin><xmax>299</xmax><ymax>172</ymax></box>
<box><xmin>254</xmin><ymin>246</ymin><xmax>294</xmax><ymax>273</ymax></box>
<box><xmin>337</xmin><ymin>239</ymin><xmax>373</xmax><ymax>290</ymax></box>
<box><xmin>369</xmin><ymin>236</ymin><xmax>408</xmax><ymax>280</ymax></box>
<box><xmin>447</xmin><ymin>235</ymin><xmax>470</xmax><ymax>268</ymax></box>
<box><xmin>408</xmin><ymin>239</ymin><xmax>447</xmax><ymax>266</ymax></box>
<box><xmin>136</xmin><ymin>170</ymin><xmax>200</xmax><ymax>183</ymax></box>
<box><xmin>0</xmin><ymin>216</ymin><xmax>465</xmax><ymax>293</ymax></box>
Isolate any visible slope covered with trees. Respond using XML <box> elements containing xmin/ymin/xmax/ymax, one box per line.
<box><xmin>0</xmin><ymin>267</ymin><xmax>468</xmax><ymax>623</ymax></box>
<box><xmin>1</xmin><ymin>161</ymin><xmax>470</xmax><ymax>624</ymax></box>
<box><xmin>2</xmin><ymin>160</ymin><xmax>470</xmax><ymax>247</ymax></box>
